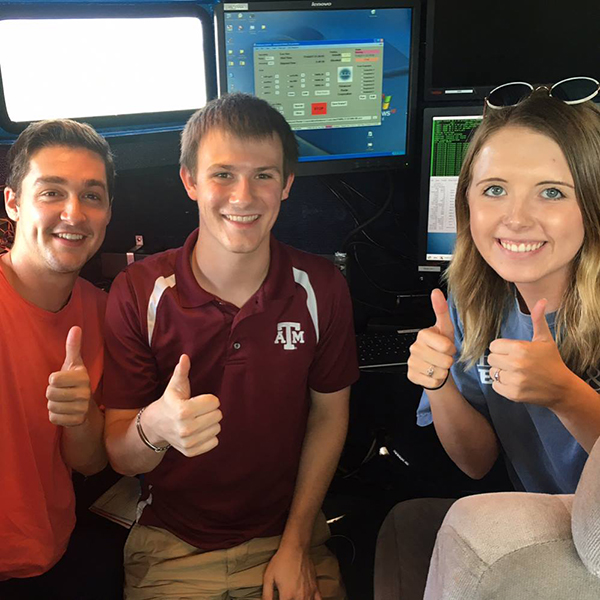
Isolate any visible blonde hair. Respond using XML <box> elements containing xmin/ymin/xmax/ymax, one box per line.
<box><xmin>446</xmin><ymin>91</ymin><xmax>600</xmax><ymax>376</ymax></box>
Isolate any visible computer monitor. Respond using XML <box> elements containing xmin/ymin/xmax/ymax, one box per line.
<box><xmin>0</xmin><ymin>2</ymin><xmax>216</xmax><ymax>137</ymax></box>
<box><xmin>424</xmin><ymin>0</ymin><xmax>599</xmax><ymax>101</ymax></box>
<box><xmin>418</xmin><ymin>106</ymin><xmax>483</xmax><ymax>273</ymax></box>
<box><xmin>214</xmin><ymin>0</ymin><xmax>420</xmax><ymax>176</ymax></box>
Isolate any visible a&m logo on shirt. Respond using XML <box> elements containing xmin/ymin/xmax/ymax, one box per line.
<box><xmin>274</xmin><ymin>322</ymin><xmax>305</xmax><ymax>350</ymax></box>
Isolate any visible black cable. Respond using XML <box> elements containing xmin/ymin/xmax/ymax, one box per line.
<box><xmin>342</xmin><ymin>171</ymin><xmax>395</xmax><ymax>253</ymax></box>
<box><xmin>350</xmin><ymin>250</ymin><xmax>430</xmax><ymax>298</ymax></box>
<box><xmin>339</xmin><ymin>180</ymin><xmax>387</xmax><ymax>210</ymax></box>
<box><xmin>322</xmin><ymin>179</ymin><xmax>388</xmax><ymax>250</ymax></box>
<box><xmin>320</xmin><ymin>178</ymin><xmax>361</xmax><ymax>228</ymax></box>
<box><xmin>349</xmin><ymin>176</ymin><xmax>419</xmax><ymax>250</ymax></box>
<box><xmin>322</xmin><ymin>173</ymin><xmax>422</xmax><ymax>289</ymax></box>
<box><xmin>351</xmin><ymin>248</ymin><xmax>411</xmax><ymax>296</ymax></box>
<box><xmin>339</xmin><ymin>178</ymin><xmax>419</xmax><ymax>250</ymax></box>
<box><xmin>322</xmin><ymin>173</ymin><xmax>418</xmax><ymax>258</ymax></box>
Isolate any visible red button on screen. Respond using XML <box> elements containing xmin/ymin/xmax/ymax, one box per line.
<box><xmin>311</xmin><ymin>102</ymin><xmax>327</xmax><ymax>115</ymax></box>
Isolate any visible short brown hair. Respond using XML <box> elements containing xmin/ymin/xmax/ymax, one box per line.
<box><xmin>6</xmin><ymin>118</ymin><xmax>115</xmax><ymax>200</ymax></box>
<box><xmin>180</xmin><ymin>93</ymin><xmax>298</xmax><ymax>181</ymax></box>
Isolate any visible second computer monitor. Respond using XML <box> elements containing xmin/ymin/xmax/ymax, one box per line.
<box><xmin>418</xmin><ymin>106</ymin><xmax>483</xmax><ymax>272</ymax></box>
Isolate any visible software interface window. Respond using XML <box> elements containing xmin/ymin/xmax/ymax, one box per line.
<box><xmin>221</xmin><ymin>6</ymin><xmax>413</xmax><ymax>163</ymax></box>
<box><xmin>254</xmin><ymin>40</ymin><xmax>383</xmax><ymax>130</ymax></box>
<box><xmin>426</xmin><ymin>115</ymin><xmax>482</xmax><ymax>261</ymax></box>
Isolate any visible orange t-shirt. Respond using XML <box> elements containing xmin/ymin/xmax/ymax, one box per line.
<box><xmin>0</xmin><ymin>265</ymin><xmax>106</xmax><ymax>580</ymax></box>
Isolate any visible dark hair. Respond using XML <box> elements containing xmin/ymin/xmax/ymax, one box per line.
<box><xmin>180</xmin><ymin>93</ymin><xmax>298</xmax><ymax>180</ymax></box>
<box><xmin>6</xmin><ymin>119</ymin><xmax>116</xmax><ymax>200</ymax></box>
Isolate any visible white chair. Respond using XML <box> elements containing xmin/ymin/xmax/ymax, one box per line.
<box><xmin>424</xmin><ymin>437</ymin><xmax>600</xmax><ymax>599</ymax></box>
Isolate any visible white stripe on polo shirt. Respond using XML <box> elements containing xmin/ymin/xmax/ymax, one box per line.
<box><xmin>292</xmin><ymin>267</ymin><xmax>319</xmax><ymax>343</ymax></box>
<box><xmin>147</xmin><ymin>274</ymin><xmax>176</xmax><ymax>345</ymax></box>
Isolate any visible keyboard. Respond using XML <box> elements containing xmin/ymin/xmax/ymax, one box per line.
<box><xmin>357</xmin><ymin>329</ymin><xmax>420</xmax><ymax>369</ymax></box>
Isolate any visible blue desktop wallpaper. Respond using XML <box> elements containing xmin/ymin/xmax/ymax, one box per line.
<box><xmin>426</xmin><ymin>232</ymin><xmax>456</xmax><ymax>259</ymax></box>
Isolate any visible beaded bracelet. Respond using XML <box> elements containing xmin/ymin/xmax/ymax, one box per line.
<box><xmin>136</xmin><ymin>406</ymin><xmax>171</xmax><ymax>453</ymax></box>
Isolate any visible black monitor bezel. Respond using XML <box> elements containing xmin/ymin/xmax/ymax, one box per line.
<box><xmin>0</xmin><ymin>2</ymin><xmax>217</xmax><ymax>135</ymax></box>
<box><xmin>423</xmin><ymin>0</ymin><xmax>494</xmax><ymax>102</ymax></box>
<box><xmin>417</xmin><ymin>104</ymin><xmax>483</xmax><ymax>273</ymax></box>
<box><xmin>423</xmin><ymin>0</ymin><xmax>600</xmax><ymax>103</ymax></box>
<box><xmin>214</xmin><ymin>0</ymin><xmax>421</xmax><ymax>177</ymax></box>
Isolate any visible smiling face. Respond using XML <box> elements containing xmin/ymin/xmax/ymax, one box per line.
<box><xmin>180</xmin><ymin>127</ymin><xmax>294</xmax><ymax>260</ymax></box>
<box><xmin>467</xmin><ymin>126</ymin><xmax>584</xmax><ymax>308</ymax></box>
<box><xmin>4</xmin><ymin>145</ymin><xmax>111</xmax><ymax>276</ymax></box>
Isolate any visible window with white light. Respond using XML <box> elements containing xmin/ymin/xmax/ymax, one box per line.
<box><xmin>0</xmin><ymin>12</ymin><xmax>211</xmax><ymax>127</ymax></box>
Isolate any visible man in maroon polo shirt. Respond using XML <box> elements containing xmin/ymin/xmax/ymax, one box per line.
<box><xmin>103</xmin><ymin>93</ymin><xmax>359</xmax><ymax>600</ymax></box>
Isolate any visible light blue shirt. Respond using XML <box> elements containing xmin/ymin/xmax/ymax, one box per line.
<box><xmin>417</xmin><ymin>296</ymin><xmax>591</xmax><ymax>493</ymax></box>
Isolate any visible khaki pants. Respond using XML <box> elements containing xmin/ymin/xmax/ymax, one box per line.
<box><xmin>124</xmin><ymin>513</ymin><xmax>346</xmax><ymax>600</ymax></box>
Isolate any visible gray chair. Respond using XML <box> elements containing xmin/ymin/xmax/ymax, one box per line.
<box><xmin>424</xmin><ymin>437</ymin><xmax>600</xmax><ymax>599</ymax></box>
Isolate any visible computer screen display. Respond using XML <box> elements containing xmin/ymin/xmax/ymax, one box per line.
<box><xmin>418</xmin><ymin>106</ymin><xmax>483</xmax><ymax>271</ymax></box>
<box><xmin>0</xmin><ymin>3</ymin><xmax>215</xmax><ymax>135</ymax></box>
<box><xmin>215</xmin><ymin>0</ymin><xmax>419</xmax><ymax>175</ymax></box>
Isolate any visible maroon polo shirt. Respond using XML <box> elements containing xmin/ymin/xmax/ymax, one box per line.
<box><xmin>103</xmin><ymin>229</ymin><xmax>359</xmax><ymax>550</ymax></box>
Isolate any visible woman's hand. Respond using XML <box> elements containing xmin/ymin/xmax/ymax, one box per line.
<box><xmin>487</xmin><ymin>299</ymin><xmax>576</xmax><ymax>408</ymax></box>
<box><xmin>407</xmin><ymin>289</ymin><xmax>457</xmax><ymax>390</ymax></box>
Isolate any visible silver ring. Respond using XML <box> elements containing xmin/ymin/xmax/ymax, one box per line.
<box><xmin>494</xmin><ymin>369</ymin><xmax>501</xmax><ymax>383</ymax></box>
<box><xmin>426</xmin><ymin>365</ymin><xmax>435</xmax><ymax>377</ymax></box>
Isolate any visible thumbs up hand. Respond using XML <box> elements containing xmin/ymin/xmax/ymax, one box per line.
<box><xmin>165</xmin><ymin>353</ymin><xmax>192</xmax><ymax>402</ymax></box>
<box><xmin>46</xmin><ymin>326</ymin><xmax>92</xmax><ymax>427</ymax></box>
<box><xmin>487</xmin><ymin>299</ymin><xmax>572</xmax><ymax>406</ymax></box>
<box><xmin>145</xmin><ymin>354</ymin><xmax>222</xmax><ymax>457</ymax></box>
<box><xmin>407</xmin><ymin>289</ymin><xmax>457</xmax><ymax>390</ymax></box>
<box><xmin>432</xmin><ymin>288</ymin><xmax>456</xmax><ymax>341</ymax></box>
<box><xmin>531</xmin><ymin>299</ymin><xmax>554</xmax><ymax>343</ymax></box>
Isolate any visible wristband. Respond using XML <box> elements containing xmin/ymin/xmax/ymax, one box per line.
<box><xmin>422</xmin><ymin>371</ymin><xmax>450</xmax><ymax>391</ymax></box>
<box><xmin>136</xmin><ymin>406</ymin><xmax>171</xmax><ymax>453</ymax></box>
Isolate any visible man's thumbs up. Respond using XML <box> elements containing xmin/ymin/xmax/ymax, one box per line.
<box><xmin>145</xmin><ymin>354</ymin><xmax>222</xmax><ymax>458</ymax></box>
<box><xmin>431</xmin><ymin>288</ymin><xmax>455</xmax><ymax>341</ymax></box>
<box><xmin>531</xmin><ymin>299</ymin><xmax>553</xmax><ymax>343</ymax></box>
<box><xmin>62</xmin><ymin>326</ymin><xmax>85</xmax><ymax>370</ymax></box>
<box><xmin>47</xmin><ymin>326</ymin><xmax>92</xmax><ymax>427</ymax></box>
<box><xmin>166</xmin><ymin>354</ymin><xmax>192</xmax><ymax>400</ymax></box>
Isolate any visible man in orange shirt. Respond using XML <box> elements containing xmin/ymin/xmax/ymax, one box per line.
<box><xmin>0</xmin><ymin>119</ymin><xmax>113</xmax><ymax>599</ymax></box>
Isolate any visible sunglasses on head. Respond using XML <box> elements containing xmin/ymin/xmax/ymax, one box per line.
<box><xmin>485</xmin><ymin>76</ymin><xmax>600</xmax><ymax>110</ymax></box>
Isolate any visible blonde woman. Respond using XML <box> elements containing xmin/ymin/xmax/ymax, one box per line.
<box><xmin>375</xmin><ymin>79</ymin><xmax>600</xmax><ymax>600</ymax></box>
